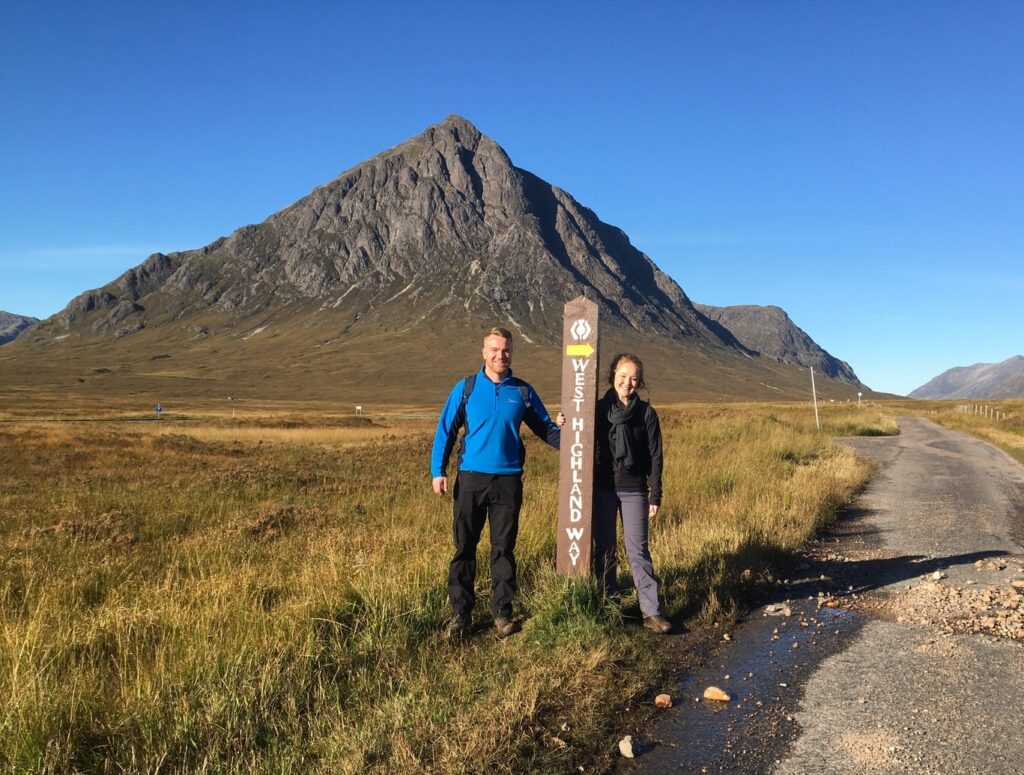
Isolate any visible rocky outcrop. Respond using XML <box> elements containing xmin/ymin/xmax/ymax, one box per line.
<box><xmin>91</xmin><ymin>300</ymin><xmax>146</xmax><ymax>337</ymax></box>
<box><xmin>910</xmin><ymin>355</ymin><xmax>1024</xmax><ymax>399</ymax></box>
<box><xmin>0</xmin><ymin>312</ymin><xmax>39</xmax><ymax>344</ymax></box>
<box><xmin>695</xmin><ymin>303</ymin><xmax>862</xmax><ymax>386</ymax></box>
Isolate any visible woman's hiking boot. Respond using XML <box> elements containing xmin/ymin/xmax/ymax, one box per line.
<box><xmin>643</xmin><ymin>615</ymin><xmax>672</xmax><ymax>634</ymax></box>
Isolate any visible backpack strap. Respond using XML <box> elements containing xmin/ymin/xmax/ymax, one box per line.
<box><xmin>515</xmin><ymin>379</ymin><xmax>532</xmax><ymax>411</ymax></box>
<box><xmin>459</xmin><ymin>373</ymin><xmax>477</xmax><ymax>411</ymax></box>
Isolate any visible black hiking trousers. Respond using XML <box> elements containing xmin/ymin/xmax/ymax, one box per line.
<box><xmin>448</xmin><ymin>471</ymin><xmax>523</xmax><ymax>621</ymax></box>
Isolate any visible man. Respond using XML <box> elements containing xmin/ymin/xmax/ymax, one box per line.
<box><xmin>431</xmin><ymin>327</ymin><xmax>560</xmax><ymax>638</ymax></box>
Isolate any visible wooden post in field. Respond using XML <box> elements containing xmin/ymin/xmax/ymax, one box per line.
<box><xmin>810</xmin><ymin>367</ymin><xmax>820</xmax><ymax>431</ymax></box>
<box><xmin>557</xmin><ymin>296</ymin><xmax>599</xmax><ymax>577</ymax></box>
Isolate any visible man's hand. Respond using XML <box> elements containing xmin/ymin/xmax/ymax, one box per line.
<box><xmin>555</xmin><ymin>412</ymin><xmax>566</xmax><ymax>427</ymax></box>
<box><xmin>432</xmin><ymin>476</ymin><xmax>448</xmax><ymax>496</ymax></box>
<box><xmin>648</xmin><ymin>504</ymin><xmax>659</xmax><ymax>519</ymax></box>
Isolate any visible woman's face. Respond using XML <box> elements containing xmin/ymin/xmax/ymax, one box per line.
<box><xmin>613</xmin><ymin>361</ymin><xmax>640</xmax><ymax>403</ymax></box>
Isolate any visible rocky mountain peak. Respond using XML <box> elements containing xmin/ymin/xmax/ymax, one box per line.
<box><xmin>695</xmin><ymin>303</ymin><xmax>862</xmax><ymax>386</ymax></box>
<box><xmin>433</xmin><ymin>114</ymin><xmax>484</xmax><ymax>147</ymax></box>
<box><xmin>32</xmin><ymin>116</ymin><xmax>733</xmax><ymax>350</ymax></box>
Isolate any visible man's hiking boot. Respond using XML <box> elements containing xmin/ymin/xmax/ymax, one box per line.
<box><xmin>643</xmin><ymin>615</ymin><xmax>672</xmax><ymax>634</ymax></box>
<box><xmin>445</xmin><ymin>615</ymin><xmax>470</xmax><ymax>639</ymax></box>
<box><xmin>494</xmin><ymin>617</ymin><xmax>521</xmax><ymax>639</ymax></box>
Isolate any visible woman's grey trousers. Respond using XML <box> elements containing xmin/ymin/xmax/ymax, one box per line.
<box><xmin>593</xmin><ymin>489</ymin><xmax>661</xmax><ymax>617</ymax></box>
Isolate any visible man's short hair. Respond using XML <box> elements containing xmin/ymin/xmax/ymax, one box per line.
<box><xmin>484</xmin><ymin>327</ymin><xmax>513</xmax><ymax>341</ymax></box>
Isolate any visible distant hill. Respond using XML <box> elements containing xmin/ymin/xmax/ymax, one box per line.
<box><xmin>1</xmin><ymin>116</ymin><xmax>875</xmax><ymax>405</ymax></box>
<box><xmin>910</xmin><ymin>355</ymin><xmax>1024</xmax><ymax>399</ymax></box>
<box><xmin>0</xmin><ymin>312</ymin><xmax>39</xmax><ymax>345</ymax></box>
<box><xmin>695</xmin><ymin>304</ymin><xmax>862</xmax><ymax>386</ymax></box>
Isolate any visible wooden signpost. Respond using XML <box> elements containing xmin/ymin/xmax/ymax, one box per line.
<box><xmin>556</xmin><ymin>296</ymin><xmax>599</xmax><ymax>576</ymax></box>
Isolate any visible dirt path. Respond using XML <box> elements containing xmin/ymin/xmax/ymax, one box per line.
<box><xmin>616</xmin><ymin>417</ymin><xmax>1024</xmax><ymax>775</ymax></box>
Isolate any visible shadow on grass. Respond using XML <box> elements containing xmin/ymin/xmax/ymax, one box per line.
<box><xmin>604</xmin><ymin>537</ymin><xmax>798</xmax><ymax>630</ymax></box>
<box><xmin>677</xmin><ymin>541</ymin><xmax>789</xmax><ymax>625</ymax></box>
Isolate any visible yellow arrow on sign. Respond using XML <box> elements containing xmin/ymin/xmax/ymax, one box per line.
<box><xmin>565</xmin><ymin>343</ymin><xmax>595</xmax><ymax>357</ymax></box>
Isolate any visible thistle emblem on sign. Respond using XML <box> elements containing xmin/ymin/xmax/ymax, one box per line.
<box><xmin>570</xmin><ymin>319</ymin><xmax>592</xmax><ymax>341</ymax></box>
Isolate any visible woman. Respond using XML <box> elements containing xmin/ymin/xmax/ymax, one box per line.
<box><xmin>593</xmin><ymin>353</ymin><xmax>670</xmax><ymax>633</ymax></box>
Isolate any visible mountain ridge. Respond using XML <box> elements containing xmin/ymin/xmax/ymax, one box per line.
<box><xmin>0</xmin><ymin>312</ymin><xmax>39</xmax><ymax>345</ymax></box>
<box><xmin>2</xmin><ymin>116</ymin><xmax>873</xmax><ymax>404</ymax></box>
<box><xmin>910</xmin><ymin>355</ymin><xmax>1024</xmax><ymax>399</ymax></box>
<box><xmin>694</xmin><ymin>303</ymin><xmax>862</xmax><ymax>386</ymax></box>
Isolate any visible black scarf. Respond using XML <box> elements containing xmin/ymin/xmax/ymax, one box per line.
<box><xmin>607</xmin><ymin>393</ymin><xmax>641</xmax><ymax>472</ymax></box>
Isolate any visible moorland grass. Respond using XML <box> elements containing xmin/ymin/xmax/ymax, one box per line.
<box><xmin>0</xmin><ymin>402</ymin><xmax>890</xmax><ymax>773</ymax></box>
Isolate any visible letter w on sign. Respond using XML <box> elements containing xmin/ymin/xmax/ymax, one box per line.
<box><xmin>557</xmin><ymin>296</ymin><xmax>599</xmax><ymax>576</ymax></box>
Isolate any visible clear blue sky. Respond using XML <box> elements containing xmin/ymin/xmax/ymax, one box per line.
<box><xmin>2</xmin><ymin>1</ymin><xmax>1021</xmax><ymax>395</ymax></box>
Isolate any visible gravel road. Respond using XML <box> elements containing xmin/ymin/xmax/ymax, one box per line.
<box><xmin>617</xmin><ymin>417</ymin><xmax>1024</xmax><ymax>775</ymax></box>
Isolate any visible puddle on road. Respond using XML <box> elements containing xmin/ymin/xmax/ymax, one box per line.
<box><xmin>617</xmin><ymin>600</ymin><xmax>863</xmax><ymax>775</ymax></box>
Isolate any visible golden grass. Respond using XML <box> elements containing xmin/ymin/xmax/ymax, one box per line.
<box><xmin>153</xmin><ymin>425</ymin><xmax>416</xmax><ymax>446</ymax></box>
<box><xmin>0</xmin><ymin>401</ymin><xmax>888</xmax><ymax>773</ymax></box>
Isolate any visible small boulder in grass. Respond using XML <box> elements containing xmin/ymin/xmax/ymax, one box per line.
<box><xmin>654</xmin><ymin>693</ymin><xmax>673</xmax><ymax>708</ymax></box>
<box><xmin>618</xmin><ymin>735</ymin><xmax>635</xmax><ymax>758</ymax></box>
<box><xmin>703</xmin><ymin>686</ymin><xmax>732</xmax><ymax>702</ymax></box>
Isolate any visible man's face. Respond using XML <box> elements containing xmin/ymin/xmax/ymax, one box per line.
<box><xmin>482</xmin><ymin>335</ymin><xmax>513</xmax><ymax>377</ymax></box>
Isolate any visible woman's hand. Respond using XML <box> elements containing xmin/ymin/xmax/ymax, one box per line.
<box><xmin>555</xmin><ymin>412</ymin><xmax>566</xmax><ymax>427</ymax></box>
<box><xmin>648</xmin><ymin>504</ymin><xmax>659</xmax><ymax>519</ymax></box>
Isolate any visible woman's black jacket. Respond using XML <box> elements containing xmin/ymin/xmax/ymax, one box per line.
<box><xmin>593</xmin><ymin>389</ymin><xmax>663</xmax><ymax>506</ymax></box>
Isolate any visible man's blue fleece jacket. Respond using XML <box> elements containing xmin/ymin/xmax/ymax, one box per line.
<box><xmin>431</xmin><ymin>367</ymin><xmax>560</xmax><ymax>477</ymax></box>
